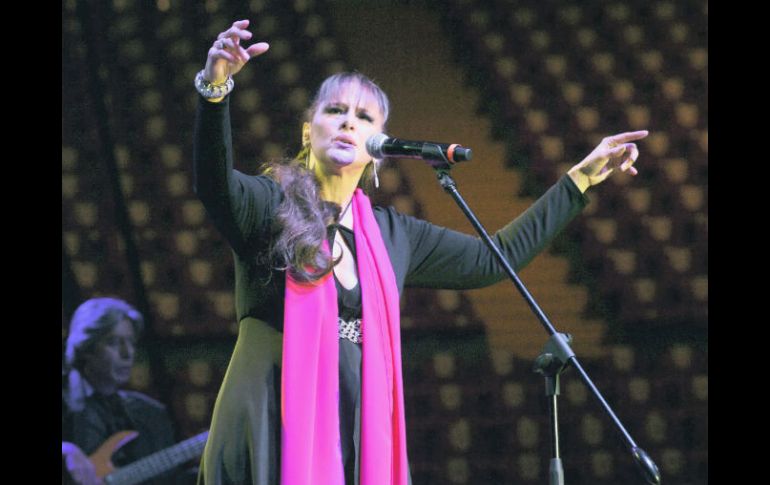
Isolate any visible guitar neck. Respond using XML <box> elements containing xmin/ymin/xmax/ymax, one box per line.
<box><xmin>104</xmin><ymin>431</ymin><xmax>208</xmax><ymax>485</ymax></box>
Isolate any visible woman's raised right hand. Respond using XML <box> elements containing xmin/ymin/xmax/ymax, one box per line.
<box><xmin>204</xmin><ymin>19</ymin><xmax>270</xmax><ymax>85</ymax></box>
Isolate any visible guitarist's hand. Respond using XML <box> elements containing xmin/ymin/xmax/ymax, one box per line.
<box><xmin>62</xmin><ymin>442</ymin><xmax>103</xmax><ymax>485</ymax></box>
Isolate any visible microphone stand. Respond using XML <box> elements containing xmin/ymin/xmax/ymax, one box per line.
<box><xmin>431</xmin><ymin>165</ymin><xmax>661</xmax><ymax>485</ymax></box>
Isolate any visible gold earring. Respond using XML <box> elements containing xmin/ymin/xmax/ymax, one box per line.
<box><xmin>372</xmin><ymin>160</ymin><xmax>379</xmax><ymax>188</ymax></box>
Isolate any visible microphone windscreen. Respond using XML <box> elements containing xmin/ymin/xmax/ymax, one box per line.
<box><xmin>366</xmin><ymin>133</ymin><xmax>389</xmax><ymax>158</ymax></box>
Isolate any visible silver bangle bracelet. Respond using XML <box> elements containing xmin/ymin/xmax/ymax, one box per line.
<box><xmin>194</xmin><ymin>70</ymin><xmax>234</xmax><ymax>99</ymax></box>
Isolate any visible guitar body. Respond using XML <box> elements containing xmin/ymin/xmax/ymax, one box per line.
<box><xmin>88</xmin><ymin>430</ymin><xmax>140</xmax><ymax>478</ymax></box>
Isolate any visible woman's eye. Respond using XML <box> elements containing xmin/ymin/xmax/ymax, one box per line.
<box><xmin>326</xmin><ymin>106</ymin><xmax>343</xmax><ymax>114</ymax></box>
<box><xmin>359</xmin><ymin>113</ymin><xmax>373</xmax><ymax>122</ymax></box>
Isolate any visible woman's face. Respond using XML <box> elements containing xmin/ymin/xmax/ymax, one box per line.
<box><xmin>306</xmin><ymin>80</ymin><xmax>385</xmax><ymax>174</ymax></box>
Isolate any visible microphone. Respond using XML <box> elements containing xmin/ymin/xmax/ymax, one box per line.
<box><xmin>366</xmin><ymin>133</ymin><xmax>472</xmax><ymax>169</ymax></box>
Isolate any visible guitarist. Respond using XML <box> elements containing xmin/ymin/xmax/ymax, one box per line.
<box><xmin>62</xmin><ymin>297</ymin><xmax>195</xmax><ymax>485</ymax></box>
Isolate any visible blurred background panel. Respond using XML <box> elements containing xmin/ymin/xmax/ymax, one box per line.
<box><xmin>62</xmin><ymin>1</ymin><xmax>707</xmax><ymax>483</ymax></box>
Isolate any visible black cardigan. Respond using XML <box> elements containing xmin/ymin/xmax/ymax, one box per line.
<box><xmin>193</xmin><ymin>96</ymin><xmax>589</xmax><ymax>329</ymax></box>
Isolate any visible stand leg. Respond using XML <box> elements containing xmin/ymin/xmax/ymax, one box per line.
<box><xmin>545</xmin><ymin>375</ymin><xmax>565</xmax><ymax>485</ymax></box>
<box><xmin>549</xmin><ymin>458</ymin><xmax>565</xmax><ymax>485</ymax></box>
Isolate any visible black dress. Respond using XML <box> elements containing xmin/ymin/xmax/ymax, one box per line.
<box><xmin>330</xmin><ymin>224</ymin><xmax>365</xmax><ymax>485</ymax></box>
<box><xmin>193</xmin><ymin>95</ymin><xmax>588</xmax><ymax>484</ymax></box>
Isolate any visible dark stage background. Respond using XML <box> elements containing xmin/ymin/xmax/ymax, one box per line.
<box><xmin>62</xmin><ymin>0</ymin><xmax>707</xmax><ymax>483</ymax></box>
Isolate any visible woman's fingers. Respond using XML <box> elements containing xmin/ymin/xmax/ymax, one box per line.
<box><xmin>204</xmin><ymin>20</ymin><xmax>269</xmax><ymax>83</ymax></box>
<box><xmin>209</xmin><ymin>45</ymin><xmax>238</xmax><ymax>64</ymax></box>
<box><xmin>237</xmin><ymin>44</ymin><xmax>251</xmax><ymax>62</ymax></box>
<box><xmin>246</xmin><ymin>42</ymin><xmax>270</xmax><ymax>57</ymax></box>
<box><xmin>573</xmin><ymin>130</ymin><xmax>647</xmax><ymax>189</ymax></box>
<box><xmin>606</xmin><ymin>130</ymin><xmax>649</xmax><ymax>146</ymax></box>
<box><xmin>218</xmin><ymin>20</ymin><xmax>254</xmax><ymax>42</ymax></box>
<box><xmin>214</xmin><ymin>33</ymin><xmax>268</xmax><ymax>64</ymax></box>
<box><xmin>214</xmin><ymin>20</ymin><xmax>254</xmax><ymax>62</ymax></box>
<box><xmin>217</xmin><ymin>28</ymin><xmax>252</xmax><ymax>42</ymax></box>
<box><xmin>619</xmin><ymin>143</ymin><xmax>640</xmax><ymax>174</ymax></box>
<box><xmin>227</xmin><ymin>41</ymin><xmax>270</xmax><ymax>64</ymax></box>
<box><xmin>216</xmin><ymin>37</ymin><xmax>249</xmax><ymax>62</ymax></box>
<box><xmin>593</xmin><ymin>167</ymin><xmax>614</xmax><ymax>184</ymax></box>
<box><xmin>605</xmin><ymin>144</ymin><xmax>626</xmax><ymax>168</ymax></box>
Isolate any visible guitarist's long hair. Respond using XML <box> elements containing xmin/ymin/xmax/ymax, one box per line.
<box><xmin>63</xmin><ymin>298</ymin><xmax>144</xmax><ymax>411</ymax></box>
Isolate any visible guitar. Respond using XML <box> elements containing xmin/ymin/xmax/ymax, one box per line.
<box><xmin>88</xmin><ymin>430</ymin><xmax>208</xmax><ymax>485</ymax></box>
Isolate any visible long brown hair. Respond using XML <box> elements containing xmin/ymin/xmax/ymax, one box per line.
<box><xmin>263</xmin><ymin>72</ymin><xmax>390</xmax><ymax>282</ymax></box>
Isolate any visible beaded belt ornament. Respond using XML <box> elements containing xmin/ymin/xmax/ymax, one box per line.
<box><xmin>338</xmin><ymin>317</ymin><xmax>362</xmax><ymax>344</ymax></box>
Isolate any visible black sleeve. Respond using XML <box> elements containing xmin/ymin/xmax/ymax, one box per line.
<box><xmin>402</xmin><ymin>174</ymin><xmax>588</xmax><ymax>289</ymax></box>
<box><xmin>193</xmin><ymin>95</ymin><xmax>282</xmax><ymax>257</ymax></box>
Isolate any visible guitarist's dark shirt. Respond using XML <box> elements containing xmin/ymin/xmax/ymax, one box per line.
<box><xmin>62</xmin><ymin>374</ymin><xmax>192</xmax><ymax>485</ymax></box>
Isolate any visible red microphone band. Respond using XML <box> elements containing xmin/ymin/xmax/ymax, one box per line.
<box><xmin>447</xmin><ymin>144</ymin><xmax>460</xmax><ymax>164</ymax></box>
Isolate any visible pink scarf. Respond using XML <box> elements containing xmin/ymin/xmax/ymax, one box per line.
<box><xmin>281</xmin><ymin>189</ymin><xmax>409</xmax><ymax>485</ymax></box>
